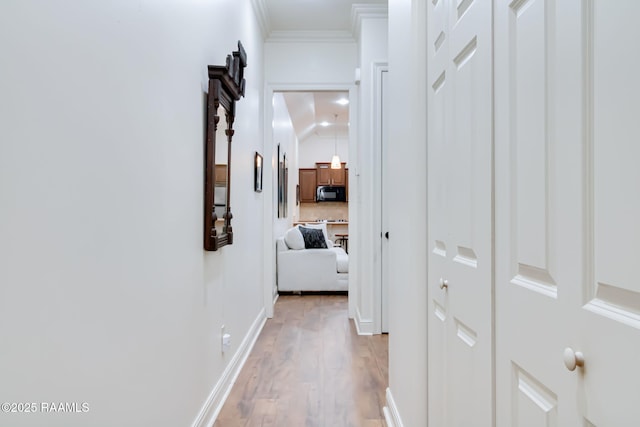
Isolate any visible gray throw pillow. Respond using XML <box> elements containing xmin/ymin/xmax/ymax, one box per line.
<box><xmin>299</xmin><ymin>226</ymin><xmax>328</xmax><ymax>249</ymax></box>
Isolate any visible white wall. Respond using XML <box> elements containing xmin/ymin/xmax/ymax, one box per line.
<box><xmin>0</xmin><ymin>1</ymin><xmax>264</xmax><ymax>426</ymax></box>
<box><xmin>298</xmin><ymin>135</ymin><xmax>349</xmax><ymax>168</ymax></box>
<box><xmin>265</xmin><ymin>40</ymin><xmax>358</xmax><ymax>85</ymax></box>
<box><xmin>385</xmin><ymin>0</ymin><xmax>428</xmax><ymax>425</ymax></box>
<box><xmin>352</xmin><ymin>15</ymin><xmax>389</xmax><ymax>333</ymax></box>
<box><xmin>272</xmin><ymin>92</ymin><xmax>298</xmax><ymax>234</ymax></box>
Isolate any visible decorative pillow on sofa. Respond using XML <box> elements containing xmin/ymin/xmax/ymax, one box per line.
<box><xmin>303</xmin><ymin>223</ymin><xmax>333</xmax><ymax>247</ymax></box>
<box><xmin>284</xmin><ymin>226</ymin><xmax>305</xmax><ymax>250</ymax></box>
<box><xmin>299</xmin><ymin>226</ymin><xmax>328</xmax><ymax>249</ymax></box>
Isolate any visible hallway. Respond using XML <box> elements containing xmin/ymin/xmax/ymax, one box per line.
<box><xmin>214</xmin><ymin>295</ymin><xmax>388</xmax><ymax>427</ymax></box>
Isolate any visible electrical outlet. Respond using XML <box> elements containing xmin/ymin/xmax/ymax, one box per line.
<box><xmin>221</xmin><ymin>325</ymin><xmax>231</xmax><ymax>353</ymax></box>
<box><xmin>222</xmin><ymin>333</ymin><xmax>231</xmax><ymax>351</ymax></box>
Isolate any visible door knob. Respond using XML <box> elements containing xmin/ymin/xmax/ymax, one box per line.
<box><xmin>563</xmin><ymin>347</ymin><xmax>585</xmax><ymax>371</ymax></box>
<box><xmin>439</xmin><ymin>278</ymin><xmax>448</xmax><ymax>290</ymax></box>
<box><xmin>385</xmin><ymin>231</ymin><xmax>389</xmax><ymax>239</ymax></box>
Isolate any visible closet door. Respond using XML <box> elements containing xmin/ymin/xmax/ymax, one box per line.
<box><xmin>495</xmin><ymin>1</ymin><xmax>640</xmax><ymax>425</ymax></box>
<box><xmin>427</xmin><ymin>0</ymin><xmax>493</xmax><ymax>425</ymax></box>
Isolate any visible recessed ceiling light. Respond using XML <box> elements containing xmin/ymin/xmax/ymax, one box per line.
<box><xmin>320</xmin><ymin>121</ymin><xmax>330</xmax><ymax>127</ymax></box>
<box><xmin>336</xmin><ymin>98</ymin><xmax>349</xmax><ymax>106</ymax></box>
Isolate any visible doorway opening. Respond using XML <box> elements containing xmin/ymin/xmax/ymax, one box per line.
<box><xmin>265</xmin><ymin>86</ymin><xmax>356</xmax><ymax>321</ymax></box>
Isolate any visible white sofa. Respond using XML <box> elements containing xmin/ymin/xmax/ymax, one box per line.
<box><xmin>276</xmin><ymin>226</ymin><xmax>349</xmax><ymax>292</ymax></box>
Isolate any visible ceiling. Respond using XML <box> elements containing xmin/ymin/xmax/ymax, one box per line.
<box><xmin>263</xmin><ymin>0</ymin><xmax>387</xmax><ymax>142</ymax></box>
<box><xmin>281</xmin><ymin>91</ymin><xmax>350</xmax><ymax>141</ymax></box>
<box><xmin>262</xmin><ymin>0</ymin><xmax>387</xmax><ymax>33</ymax></box>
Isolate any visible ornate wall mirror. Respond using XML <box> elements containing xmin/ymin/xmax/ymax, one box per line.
<box><xmin>204</xmin><ymin>41</ymin><xmax>247</xmax><ymax>251</ymax></box>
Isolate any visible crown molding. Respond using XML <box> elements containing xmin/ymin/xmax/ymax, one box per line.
<box><xmin>266</xmin><ymin>30</ymin><xmax>356</xmax><ymax>44</ymax></box>
<box><xmin>351</xmin><ymin>3</ymin><xmax>388</xmax><ymax>39</ymax></box>
<box><xmin>250</xmin><ymin>0</ymin><xmax>271</xmax><ymax>39</ymax></box>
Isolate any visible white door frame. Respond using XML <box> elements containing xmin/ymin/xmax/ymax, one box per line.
<box><xmin>263</xmin><ymin>83</ymin><xmax>359</xmax><ymax>319</ymax></box>
<box><xmin>372</xmin><ymin>62</ymin><xmax>389</xmax><ymax>333</ymax></box>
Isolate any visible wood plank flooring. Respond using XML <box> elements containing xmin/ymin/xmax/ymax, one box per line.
<box><xmin>213</xmin><ymin>294</ymin><xmax>388</xmax><ymax>427</ymax></box>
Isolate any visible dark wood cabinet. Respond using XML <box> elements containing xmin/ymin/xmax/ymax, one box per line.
<box><xmin>316</xmin><ymin>162</ymin><xmax>346</xmax><ymax>186</ymax></box>
<box><xmin>299</xmin><ymin>163</ymin><xmax>348</xmax><ymax>203</ymax></box>
<box><xmin>316</xmin><ymin>163</ymin><xmax>331</xmax><ymax>185</ymax></box>
<box><xmin>299</xmin><ymin>168</ymin><xmax>317</xmax><ymax>203</ymax></box>
<box><xmin>332</xmin><ymin>165</ymin><xmax>346</xmax><ymax>186</ymax></box>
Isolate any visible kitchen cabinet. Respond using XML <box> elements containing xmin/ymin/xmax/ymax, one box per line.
<box><xmin>316</xmin><ymin>163</ymin><xmax>331</xmax><ymax>185</ymax></box>
<box><xmin>331</xmin><ymin>164</ymin><xmax>346</xmax><ymax>185</ymax></box>
<box><xmin>299</xmin><ymin>168</ymin><xmax>317</xmax><ymax>203</ymax></box>
<box><xmin>316</xmin><ymin>162</ymin><xmax>346</xmax><ymax>186</ymax></box>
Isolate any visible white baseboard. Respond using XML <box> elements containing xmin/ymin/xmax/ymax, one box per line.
<box><xmin>384</xmin><ymin>387</ymin><xmax>404</xmax><ymax>427</ymax></box>
<box><xmin>191</xmin><ymin>308</ymin><xmax>267</xmax><ymax>427</ymax></box>
<box><xmin>353</xmin><ymin>307</ymin><xmax>374</xmax><ymax>335</ymax></box>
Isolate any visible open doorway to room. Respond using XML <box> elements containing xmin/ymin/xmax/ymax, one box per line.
<box><xmin>265</xmin><ymin>82</ymin><xmax>390</xmax><ymax>337</ymax></box>
<box><xmin>270</xmin><ymin>90</ymin><xmax>352</xmax><ymax>297</ymax></box>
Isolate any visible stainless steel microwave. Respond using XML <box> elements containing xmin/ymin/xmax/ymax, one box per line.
<box><xmin>316</xmin><ymin>186</ymin><xmax>346</xmax><ymax>202</ymax></box>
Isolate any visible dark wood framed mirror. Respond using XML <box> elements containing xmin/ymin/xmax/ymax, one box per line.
<box><xmin>204</xmin><ymin>41</ymin><xmax>247</xmax><ymax>251</ymax></box>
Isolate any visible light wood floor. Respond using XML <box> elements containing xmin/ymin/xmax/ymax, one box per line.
<box><xmin>214</xmin><ymin>294</ymin><xmax>388</xmax><ymax>427</ymax></box>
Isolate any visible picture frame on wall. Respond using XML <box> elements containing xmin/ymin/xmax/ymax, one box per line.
<box><xmin>283</xmin><ymin>153</ymin><xmax>288</xmax><ymax>216</ymax></box>
<box><xmin>277</xmin><ymin>144</ymin><xmax>288</xmax><ymax>218</ymax></box>
<box><xmin>277</xmin><ymin>144</ymin><xmax>283</xmax><ymax>218</ymax></box>
<box><xmin>254</xmin><ymin>152</ymin><xmax>263</xmax><ymax>193</ymax></box>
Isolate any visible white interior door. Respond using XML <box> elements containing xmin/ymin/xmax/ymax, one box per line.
<box><xmin>494</xmin><ymin>0</ymin><xmax>572</xmax><ymax>421</ymax></box>
<box><xmin>427</xmin><ymin>1</ymin><xmax>450</xmax><ymax>421</ymax></box>
<box><xmin>495</xmin><ymin>1</ymin><xmax>640</xmax><ymax>425</ymax></box>
<box><xmin>427</xmin><ymin>0</ymin><xmax>493</xmax><ymax>425</ymax></box>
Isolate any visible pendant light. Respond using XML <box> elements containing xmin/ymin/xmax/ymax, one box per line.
<box><xmin>330</xmin><ymin>113</ymin><xmax>341</xmax><ymax>169</ymax></box>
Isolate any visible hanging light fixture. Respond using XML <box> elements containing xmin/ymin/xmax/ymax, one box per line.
<box><xmin>330</xmin><ymin>113</ymin><xmax>341</xmax><ymax>169</ymax></box>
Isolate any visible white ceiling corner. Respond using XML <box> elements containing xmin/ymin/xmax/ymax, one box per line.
<box><xmin>282</xmin><ymin>91</ymin><xmax>350</xmax><ymax>143</ymax></box>
<box><xmin>250</xmin><ymin>0</ymin><xmax>272</xmax><ymax>38</ymax></box>
<box><xmin>263</xmin><ymin>0</ymin><xmax>387</xmax><ymax>39</ymax></box>
<box><xmin>351</xmin><ymin>3</ymin><xmax>389</xmax><ymax>39</ymax></box>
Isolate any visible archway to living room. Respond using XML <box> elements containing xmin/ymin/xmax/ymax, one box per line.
<box><xmin>264</xmin><ymin>86</ymin><xmax>357</xmax><ymax>320</ymax></box>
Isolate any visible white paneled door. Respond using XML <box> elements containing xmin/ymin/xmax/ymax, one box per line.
<box><xmin>427</xmin><ymin>0</ymin><xmax>493</xmax><ymax>426</ymax></box>
<box><xmin>495</xmin><ymin>0</ymin><xmax>640</xmax><ymax>426</ymax></box>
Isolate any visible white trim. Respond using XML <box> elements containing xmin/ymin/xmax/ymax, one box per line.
<box><xmin>372</xmin><ymin>62</ymin><xmax>389</xmax><ymax>335</ymax></box>
<box><xmin>191</xmin><ymin>309</ymin><xmax>267</xmax><ymax>427</ymax></box>
<box><xmin>266</xmin><ymin>30</ymin><xmax>355</xmax><ymax>44</ymax></box>
<box><xmin>250</xmin><ymin>0</ymin><xmax>271</xmax><ymax>38</ymax></box>
<box><xmin>353</xmin><ymin>306</ymin><xmax>374</xmax><ymax>335</ymax></box>
<box><xmin>263</xmin><ymin>84</ymin><xmax>276</xmax><ymax>319</ymax></box>
<box><xmin>347</xmin><ymin>87</ymin><xmax>358</xmax><ymax>321</ymax></box>
<box><xmin>351</xmin><ymin>4</ymin><xmax>389</xmax><ymax>39</ymax></box>
<box><xmin>384</xmin><ymin>388</ymin><xmax>404</xmax><ymax>427</ymax></box>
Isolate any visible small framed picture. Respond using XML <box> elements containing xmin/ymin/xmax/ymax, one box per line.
<box><xmin>254</xmin><ymin>152</ymin><xmax>263</xmax><ymax>192</ymax></box>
